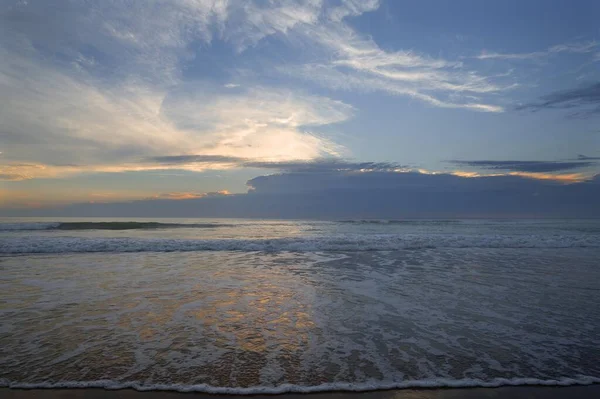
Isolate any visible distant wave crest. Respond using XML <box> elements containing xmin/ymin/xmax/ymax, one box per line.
<box><xmin>338</xmin><ymin>219</ymin><xmax>461</xmax><ymax>225</ymax></box>
<box><xmin>0</xmin><ymin>221</ymin><xmax>234</xmax><ymax>231</ymax></box>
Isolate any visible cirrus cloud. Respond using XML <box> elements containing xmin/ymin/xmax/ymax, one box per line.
<box><xmin>516</xmin><ymin>82</ymin><xmax>600</xmax><ymax>118</ymax></box>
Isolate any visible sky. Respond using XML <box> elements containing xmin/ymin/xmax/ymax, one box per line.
<box><xmin>0</xmin><ymin>0</ymin><xmax>599</xmax><ymax>217</ymax></box>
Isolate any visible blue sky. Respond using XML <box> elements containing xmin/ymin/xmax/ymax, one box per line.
<box><xmin>0</xmin><ymin>0</ymin><xmax>599</xmax><ymax>212</ymax></box>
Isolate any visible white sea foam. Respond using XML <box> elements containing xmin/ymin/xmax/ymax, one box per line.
<box><xmin>2</xmin><ymin>376</ymin><xmax>600</xmax><ymax>394</ymax></box>
<box><xmin>1</xmin><ymin>233</ymin><xmax>599</xmax><ymax>254</ymax></box>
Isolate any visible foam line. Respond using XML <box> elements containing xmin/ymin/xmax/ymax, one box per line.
<box><xmin>2</xmin><ymin>376</ymin><xmax>600</xmax><ymax>394</ymax></box>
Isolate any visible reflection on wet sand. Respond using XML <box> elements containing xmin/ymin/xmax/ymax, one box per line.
<box><xmin>2</xmin><ymin>249</ymin><xmax>600</xmax><ymax>390</ymax></box>
<box><xmin>1</xmin><ymin>252</ymin><xmax>326</xmax><ymax>387</ymax></box>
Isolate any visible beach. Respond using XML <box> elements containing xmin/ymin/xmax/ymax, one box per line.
<box><xmin>1</xmin><ymin>218</ymin><xmax>599</xmax><ymax>394</ymax></box>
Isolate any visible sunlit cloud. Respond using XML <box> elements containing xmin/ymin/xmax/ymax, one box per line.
<box><xmin>450</xmin><ymin>170</ymin><xmax>585</xmax><ymax>183</ymax></box>
<box><xmin>448</xmin><ymin>159</ymin><xmax>596</xmax><ymax>183</ymax></box>
<box><xmin>0</xmin><ymin>186</ymin><xmax>233</xmax><ymax>209</ymax></box>
<box><xmin>450</xmin><ymin>159</ymin><xmax>596</xmax><ymax>173</ymax></box>
<box><xmin>150</xmin><ymin>190</ymin><xmax>231</xmax><ymax>200</ymax></box>
<box><xmin>1</xmin><ymin>0</ymin><xmax>360</xmax><ymax>180</ymax></box>
<box><xmin>0</xmin><ymin>50</ymin><xmax>352</xmax><ymax>175</ymax></box>
<box><xmin>507</xmin><ymin>172</ymin><xmax>587</xmax><ymax>183</ymax></box>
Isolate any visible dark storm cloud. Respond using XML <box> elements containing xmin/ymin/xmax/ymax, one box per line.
<box><xmin>7</xmin><ymin>171</ymin><xmax>600</xmax><ymax>218</ymax></box>
<box><xmin>516</xmin><ymin>82</ymin><xmax>600</xmax><ymax>117</ymax></box>
<box><xmin>450</xmin><ymin>160</ymin><xmax>596</xmax><ymax>173</ymax></box>
<box><xmin>145</xmin><ymin>155</ymin><xmax>403</xmax><ymax>172</ymax></box>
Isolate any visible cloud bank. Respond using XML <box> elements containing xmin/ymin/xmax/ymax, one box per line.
<box><xmin>6</xmin><ymin>171</ymin><xmax>599</xmax><ymax>218</ymax></box>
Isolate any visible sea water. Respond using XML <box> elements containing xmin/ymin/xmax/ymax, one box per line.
<box><xmin>1</xmin><ymin>218</ymin><xmax>599</xmax><ymax>393</ymax></box>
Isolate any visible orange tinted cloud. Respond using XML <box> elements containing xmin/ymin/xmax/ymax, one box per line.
<box><xmin>450</xmin><ymin>170</ymin><xmax>586</xmax><ymax>183</ymax></box>
<box><xmin>152</xmin><ymin>190</ymin><xmax>232</xmax><ymax>200</ymax></box>
<box><xmin>508</xmin><ymin>171</ymin><xmax>586</xmax><ymax>183</ymax></box>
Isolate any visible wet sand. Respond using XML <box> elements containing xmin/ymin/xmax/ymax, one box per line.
<box><xmin>3</xmin><ymin>385</ymin><xmax>600</xmax><ymax>399</ymax></box>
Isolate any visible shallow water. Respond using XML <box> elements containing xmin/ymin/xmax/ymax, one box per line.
<box><xmin>1</xmin><ymin>218</ymin><xmax>599</xmax><ymax>393</ymax></box>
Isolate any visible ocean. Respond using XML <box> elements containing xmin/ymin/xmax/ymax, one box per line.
<box><xmin>1</xmin><ymin>218</ymin><xmax>600</xmax><ymax>393</ymax></box>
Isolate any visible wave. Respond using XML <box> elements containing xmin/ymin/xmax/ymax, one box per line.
<box><xmin>338</xmin><ymin>219</ymin><xmax>461</xmax><ymax>225</ymax></box>
<box><xmin>1</xmin><ymin>376</ymin><xmax>599</xmax><ymax>394</ymax></box>
<box><xmin>0</xmin><ymin>221</ymin><xmax>235</xmax><ymax>231</ymax></box>
<box><xmin>2</xmin><ymin>234</ymin><xmax>599</xmax><ymax>254</ymax></box>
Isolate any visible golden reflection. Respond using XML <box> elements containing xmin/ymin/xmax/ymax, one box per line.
<box><xmin>109</xmin><ymin>258</ymin><xmax>317</xmax><ymax>357</ymax></box>
<box><xmin>185</xmin><ymin>271</ymin><xmax>316</xmax><ymax>355</ymax></box>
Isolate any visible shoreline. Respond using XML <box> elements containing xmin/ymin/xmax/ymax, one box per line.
<box><xmin>3</xmin><ymin>385</ymin><xmax>600</xmax><ymax>399</ymax></box>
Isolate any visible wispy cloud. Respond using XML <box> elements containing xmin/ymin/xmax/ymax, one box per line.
<box><xmin>472</xmin><ymin>41</ymin><xmax>598</xmax><ymax>60</ymax></box>
<box><xmin>281</xmin><ymin>21</ymin><xmax>509</xmax><ymax>112</ymax></box>
<box><xmin>516</xmin><ymin>82</ymin><xmax>600</xmax><ymax>117</ymax></box>
<box><xmin>281</xmin><ymin>63</ymin><xmax>505</xmax><ymax>112</ymax></box>
<box><xmin>578</xmin><ymin>154</ymin><xmax>600</xmax><ymax>160</ymax></box>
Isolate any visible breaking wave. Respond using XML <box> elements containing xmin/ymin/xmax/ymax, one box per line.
<box><xmin>2</xmin><ymin>233</ymin><xmax>599</xmax><ymax>254</ymax></box>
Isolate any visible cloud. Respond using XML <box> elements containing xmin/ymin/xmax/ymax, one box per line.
<box><xmin>9</xmin><ymin>171</ymin><xmax>599</xmax><ymax>218</ymax></box>
<box><xmin>145</xmin><ymin>156</ymin><xmax>403</xmax><ymax>173</ymax></box>
<box><xmin>516</xmin><ymin>82</ymin><xmax>600</xmax><ymax>117</ymax></box>
<box><xmin>282</xmin><ymin>63</ymin><xmax>506</xmax><ymax>112</ymax></box>
<box><xmin>146</xmin><ymin>155</ymin><xmax>243</xmax><ymax>165</ymax></box>
<box><xmin>451</xmin><ymin>160</ymin><xmax>596</xmax><ymax>173</ymax></box>
<box><xmin>150</xmin><ymin>190</ymin><xmax>231</xmax><ymax>200</ymax></box>
<box><xmin>473</xmin><ymin>41</ymin><xmax>598</xmax><ymax>60</ymax></box>
<box><xmin>1</xmin><ymin>0</ymin><xmax>595</xmax><ymax>188</ymax></box>
<box><xmin>578</xmin><ymin>154</ymin><xmax>600</xmax><ymax>161</ymax></box>
<box><xmin>0</xmin><ymin>49</ymin><xmax>352</xmax><ymax>177</ymax></box>
<box><xmin>242</xmin><ymin>160</ymin><xmax>403</xmax><ymax>172</ymax></box>
<box><xmin>1</xmin><ymin>1</ymin><xmax>361</xmax><ymax>179</ymax></box>
<box><xmin>160</xmin><ymin>86</ymin><xmax>352</xmax><ymax>161</ymax></box>
<box><xmin>1</xmin><ymin>0</ymin><xmax>224</xmax><ymax>86</ymax></box>
<box><xmin>0</xmin><ymin>173</ymin><xmax>25</xmax><ymax>181</ymax></box>
<box><xmin>281</xmin><ymin>21</ymin><xmax>509</xmax><ymax>112</ymax></box>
